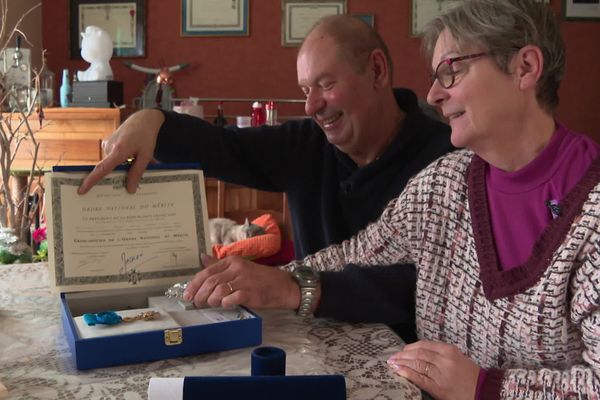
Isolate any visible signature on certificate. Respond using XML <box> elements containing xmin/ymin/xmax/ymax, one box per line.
<box><xmin>120</xmin><ymin>251</ymin><xmax>144</xmax><ymax>274</ymax></box>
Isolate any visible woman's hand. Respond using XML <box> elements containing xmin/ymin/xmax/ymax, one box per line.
<box><xmin>387</xmin><ymin>340</ymin><xmax>481</xmax><ymax>400</ymax></box>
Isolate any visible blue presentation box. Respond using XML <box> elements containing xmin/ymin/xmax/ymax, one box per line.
<box><xmin>60</xmin><ymin>289</ymin><xmax>262</xmax><ymax>370</ymax></box>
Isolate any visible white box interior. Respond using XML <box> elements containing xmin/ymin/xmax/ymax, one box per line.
<box><xmin>64</xmin><ymin>287</ymin><xmax>255</xmax><ymax>339</ymax></box>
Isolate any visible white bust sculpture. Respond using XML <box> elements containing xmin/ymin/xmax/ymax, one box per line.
<box><xmin>77</xmin><ymin>26</ymin><xmax>114</xmax><ymax>81</ymax></box>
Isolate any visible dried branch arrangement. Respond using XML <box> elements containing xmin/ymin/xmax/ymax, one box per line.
<box><xmin>0</xmin><ymin>0</ymin><xmax>44</xmax><ymax>249</ymax></box>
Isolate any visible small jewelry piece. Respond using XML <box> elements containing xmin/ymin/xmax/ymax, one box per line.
<box><xmin>227</xmin><ymin>281</ymin><xmax>234</xmax><ymax>294</ymax></box>
<box><xmin>546</xmin><ymin>199</ymin><xmax>561</xmax><ymax>219</ymax></box>
<box><xmin>165</xmin><ymin>281</ymin><xmax>190</xmax><ymax>300</ymax></box>
<box><xmin>83</xmin><ymin>310</ymin><xmax>160</xmax><ymax>326</ymax></box>
<box><xmin>121</xmin><ymin>311</ymin><xmax>160</xmax><ymax>322</ymax></box>
<box><xmin>424</xmin><ymin>363</ymin><xmax>430</xmax><ymax>377</ymax></box>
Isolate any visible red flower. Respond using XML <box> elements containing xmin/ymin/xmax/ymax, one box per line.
<box><xmin>32</xmin><ymin>227</ymin><xmax>46</xmax><ymax>244</ymax></box>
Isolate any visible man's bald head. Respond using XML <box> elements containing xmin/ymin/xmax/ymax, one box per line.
<box><xmin>300</xmin><ymin>15</ymin><xmax>393</xmax><ymax>79</ymax></box>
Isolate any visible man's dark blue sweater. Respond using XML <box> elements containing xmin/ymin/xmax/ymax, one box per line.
<box><xmin>155</xmin><ymin>88</ymin><xmax>453</xmax><ymax>342</ymax></box>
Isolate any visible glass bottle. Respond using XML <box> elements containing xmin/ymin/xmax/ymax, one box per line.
<box><xmin>39</xmin><ymin>54</ymin><xmax>55</xmax><ymax>107</ymax></box>
<box><xmin>265</xmin><ymin>101</ymin><xmax>277</xmax><ymax>126</ymax></box>
<box><xmin>213</xmin><ymin>101</ymin><xmax>227</xmax><ymax>127</ymax></box>
<box><xmin>59</xmin><ymin>69</ymin><xmax>71</xmax><ymax>107</ymax></box>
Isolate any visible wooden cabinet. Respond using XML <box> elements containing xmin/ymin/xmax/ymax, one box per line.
<box><xmin>6</xmin><ymin>107</ymin><xmax>121</xmax><ymax>170</ymax></box>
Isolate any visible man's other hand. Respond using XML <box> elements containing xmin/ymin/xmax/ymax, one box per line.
<box><xmin>183</xmin><ymin>254</ymin><xmax>302</xmax><ymax>310</ymax></box>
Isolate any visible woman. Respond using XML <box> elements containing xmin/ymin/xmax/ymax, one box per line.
<box><xmin>298</xmin><ymin>0</ymin><xmax>600</xmax><ymax>398</ymax></box>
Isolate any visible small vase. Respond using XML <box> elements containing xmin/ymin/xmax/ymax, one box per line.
<box><xmin>60</xmin><ymin>69</ymin><xmax>71</xmax><ymax>107</ymax></box>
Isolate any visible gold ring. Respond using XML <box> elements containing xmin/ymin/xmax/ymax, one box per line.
<box><xmin>227</xmin><ymin>281</ymin><xmax>234</xmax><ymax>294</ymax></box>
<box><xmin>424</xmin><ymin>364</ymin><xmax>430</xmax><ymax>377</ymax></box>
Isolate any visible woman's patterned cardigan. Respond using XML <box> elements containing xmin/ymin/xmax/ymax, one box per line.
<box><xmin>297</xmin><ymin>149</ymin><xmax>600</xmax><ymax>399</ymax></box>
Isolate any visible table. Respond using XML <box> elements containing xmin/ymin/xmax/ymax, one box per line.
<box><xmin>0</xmin><ymin>263</ymin><xmax>421</xmax><ymax>399</ymax></box>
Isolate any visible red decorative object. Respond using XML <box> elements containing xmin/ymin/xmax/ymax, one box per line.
<box><xmin>32</xmin><ymin>226</ymin><xmax>47</xmax><ymax>244</ymax></box>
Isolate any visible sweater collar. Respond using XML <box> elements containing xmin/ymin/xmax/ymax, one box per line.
<box><xmin>468</xmin><ymin>140</ymin><xmax>600</xmax><ymax>300</ymax></box>
<box><xmin>486</xmin><ymin>121</ymin><xmax>567</xmax><ymax>193</ymax></box>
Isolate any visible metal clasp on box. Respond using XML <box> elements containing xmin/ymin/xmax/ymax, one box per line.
<box><xmin>164</xmin><ymin>328</ymin><xmax>183</xmax><ymax>346</ymax></box>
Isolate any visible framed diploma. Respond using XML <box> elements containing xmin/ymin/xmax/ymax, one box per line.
<box><xmin>69</xmin><ymin>0</ymin><xmax>146</xmax><ymax>58</ymax></box>
<box><xmin>564</xmin><ymin>0</ymin><xmax>600</xmax><ymax>20</ymax></box>
<box><xmin>181</xmin><ymin>0</ymin><xmax>250</xmax><ymax>36</ymax></box>
<box><xmin>353</xmin><ymin>14</ymin><xmax>375</xmax><ymax>28</ymax></box>
<box><xmin>410</xmin><ymin>0</ymin><xmax>460</xmax><ymax>37</ymax></box>
<box><xmin>46</xmin><ymin>168</ymin><xmax>210</xmax><ymax>292</ymax></box>
<box><xmin>281</xmin><ymin>0</ymin><xmax>347</xmax><ymax>47</ymax></box>
<box><xmin>411</xmin><ymin>0</ymin><xmax>551</xmax><ymax>36</ymax></box>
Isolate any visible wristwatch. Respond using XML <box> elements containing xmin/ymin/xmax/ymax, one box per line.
<box><xmin>290</xmin><ymin>263</ymin><xmax>319</xmax><ymax>317</ymax></box>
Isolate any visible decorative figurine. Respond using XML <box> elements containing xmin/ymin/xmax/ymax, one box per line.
<box><xmin>77</xmin><ymin>26</ymin><xmax>114</xmax><ymax>81</ymax></box>
<box><xmin>123</xmin><ymin>61</ymin><xmax>189</xmax><ymax>109</ymax></box>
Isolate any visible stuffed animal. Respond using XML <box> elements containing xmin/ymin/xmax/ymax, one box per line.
<box><xmin>77</xmin><ymin>26</ymin><xmax>114</xmax><ymax>81</ymax></box>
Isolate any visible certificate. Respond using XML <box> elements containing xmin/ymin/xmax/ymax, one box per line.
<box><xmin>79</xmin><ymin>3</ymin><xmax>137</xmax><ymax>48</ymax></box>
<box><xmin>181</xmin><ymin>0</ymin><xmax>249</xmax><ymax>36</ymax></box>
<box><xmin>282</xmin><ymin>1</ymin><xmax>346</xmax><ymax>46</ymax></box>
<box><xmin>46</xmin><ymin>169</ymin><xmax>210</xmax><ymax>292</ymax></box>
<box><xmin>70</xmin><ymin>0</ymin><xmax>146</xmax><ymax>58</ymax></box>
<box><xmin>411</xmin><ymin>0</ymin><xmax>461</xmax><ymax>36</ymax></box>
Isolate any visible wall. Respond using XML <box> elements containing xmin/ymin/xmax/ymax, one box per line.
<box><xmin>41</xmin><ymin>0</ymin><xmax>600</xmax><ymax>140</ymax></box>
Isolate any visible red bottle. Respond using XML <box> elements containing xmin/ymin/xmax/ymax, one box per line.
<box><xmin>251</xmin><ymin>101</ymin><xmax>266</xmax><ymax>127</ymax></box>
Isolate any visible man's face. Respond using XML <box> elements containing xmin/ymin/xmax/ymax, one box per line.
<box><xmin>297</xmin><ymin>35</ymin><xmax>377</xmax><ymax>153</ymax></box>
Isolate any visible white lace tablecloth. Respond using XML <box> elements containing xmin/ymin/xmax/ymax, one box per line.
<box><xmin>0</xmin><ymin>263</ymin><xmax>421</xmax><ymax>399</ymax></box>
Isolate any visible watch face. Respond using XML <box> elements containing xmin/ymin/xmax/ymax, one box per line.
<box><xmin>294</xmin><ymin>266</ymin><xmax>318</xmax><ymax>286</ymax></box>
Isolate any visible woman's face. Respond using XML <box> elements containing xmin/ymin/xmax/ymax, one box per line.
<box><xmin>427</xmin><ymin>29</ymin><xmax>523</xmax><ymax>154</ymax></box>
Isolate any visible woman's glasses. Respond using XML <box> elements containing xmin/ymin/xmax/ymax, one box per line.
<box><xmin>431</xmin><ymin>52</ymin><xmax>489</xmax><ymax>89</ymax></box>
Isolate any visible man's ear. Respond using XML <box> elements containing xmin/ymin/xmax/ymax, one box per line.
<box><xmin>514</xmin><ymin>45</ymin><xmax>544</xmax><ymax>91</ymax></box>
<box><xmin>369</xmin><ymin>48</ymin><xmax>391</xmax><ymax>88</ymax></box>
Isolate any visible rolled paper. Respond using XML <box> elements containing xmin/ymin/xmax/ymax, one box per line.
<box><xmin>148</xmin><ymin>378</ymin><xmax>184</xmax><ymax>400</ymax></box>
<box><xmin>251</xmin><ymin>346</ymin><xmax>286</xmax><ymax>376</ymax></box>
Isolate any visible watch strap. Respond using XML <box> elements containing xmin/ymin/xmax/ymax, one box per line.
<box><xmin>290</xmin><ymin>263</ymin><xmax>319</xmax><ymax>317</ymax></box>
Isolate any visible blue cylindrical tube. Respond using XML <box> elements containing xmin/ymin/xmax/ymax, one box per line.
<box><xmin>251</xmin><ymin>346</ymin><xmax>286</xmax><ymax>376</ymax></box>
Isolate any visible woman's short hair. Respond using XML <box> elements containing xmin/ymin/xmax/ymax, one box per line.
<box><xmin>422</xmin><ymin>0</ymin><xmax>565</xmax><ymax>111</ymax></box>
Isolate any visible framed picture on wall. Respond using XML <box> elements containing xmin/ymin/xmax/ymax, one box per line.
<box><xmin>281</xmin><ymin>0</ymin><xmax>347</xmax><ymax>47</ymax></box>
<box><xmin>563</xmin><ymin>0</ymin><xmax>600</xmax><ymax>20</ymax></box>
<box><xmin>181</xmin><ymin>0</ymin><xmax>249</xmax><ymax>36</ymax></box>
<box><xmin>410</xmin><ymin>0</ymin><xmax>460</xmax><ymax>37</ymax></box>
<box><xmin>410</xmin><ymin>0</ymin><xmax>550</xmax><ymax>37</ymax></box>
<box><xmin>353</xmin><ymin>13</ymin><xmax>375</xmax><ymax>28</ymax></box>
<box><xmin>69</xmin><ymin>0</ymin><xmax>146</xmax><ymax>58</ymax></box>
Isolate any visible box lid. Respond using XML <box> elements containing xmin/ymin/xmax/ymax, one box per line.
<box><xmin>46</xmin><ymin>167</ymin><xmax>210</xmax><ymax>292</ymax></box>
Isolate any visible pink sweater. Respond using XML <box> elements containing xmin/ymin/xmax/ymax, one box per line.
<box><xmin>299</xmin><ymin>148</ymin><xmax>600</xmax><ymax>399</ymax></box>
<box><xmin>487</xmin><ymin>122</ymin><xmax>599</xmax><ymax>269</ymax></box>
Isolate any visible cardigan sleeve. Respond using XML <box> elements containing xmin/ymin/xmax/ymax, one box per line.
<box><xmin>299</xmin><ymin>193</ymin><xmax>417</xmax><ymax>272</ymax></box>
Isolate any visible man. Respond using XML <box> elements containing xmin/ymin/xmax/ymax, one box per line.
<box><xmin>79</xmin><ymin>15</ymin><xmax>452</xmax><ymax>342</ymax></box>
